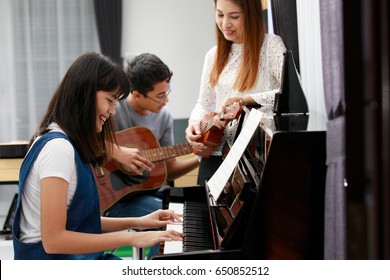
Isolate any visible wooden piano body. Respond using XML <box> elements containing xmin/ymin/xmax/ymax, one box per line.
<box><xmin>153</xmin><ymin>107</ymin><xmax>326</xmax><ymax>260</ymax></box>
<box><xmin>153</xmin><ymin>50</ymin><xmax>327</xmax><ymax>260</ymax></box>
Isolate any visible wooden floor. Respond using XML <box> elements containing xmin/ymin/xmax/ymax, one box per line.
<box><xmin>174</xmin><ymin>154</ymin><xmax>198</xmax><ymax>187</ymax></box>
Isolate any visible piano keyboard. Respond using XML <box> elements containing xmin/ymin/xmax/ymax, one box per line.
<box><xmin>163</xmin><ymin>201</ymin><xmax>215</xmax><ymax>254</ymax></box>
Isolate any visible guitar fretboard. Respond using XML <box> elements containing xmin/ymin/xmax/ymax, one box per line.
<box><xmin>141</xmin><ymin>143</ymin><xmax>193</xmax><ymax>162</ymax></box>
<box><xmin>200</xmin><ymin>101</ymin><xmax>242</xmax><ymax>133</ymax></box>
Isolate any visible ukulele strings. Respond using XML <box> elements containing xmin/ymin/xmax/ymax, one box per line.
<box><xmin>199</xmin><ymin>103</ymin><xmax>237</xmax><ymax>133</ymax></box>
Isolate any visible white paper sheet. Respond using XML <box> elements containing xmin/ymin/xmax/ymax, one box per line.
<box><xmin>207</xmin><ymin>108</ymin><xmax>263</xmax><ymax>200</ymax></box>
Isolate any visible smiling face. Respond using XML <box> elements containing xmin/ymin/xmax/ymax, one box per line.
<box><xmin>96</xmin><ymin>90</ymin><xmax>117</xmax><ymax>133</ymax></box>
<box><xmin>215</xmin><ymin>0</ymin><xmax>244</xmax><ymax>44</ymax></box>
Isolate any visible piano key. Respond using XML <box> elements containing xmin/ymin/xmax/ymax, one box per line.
<box><xmin>168</xmin><ymin>202</ymin><xmax>184</xmax><ymax>215</ymax></box>
<box><xmin>163</xmin><ymin>201</ymin><xmax>215</xmax><ymax>254</ymax></box>
<box><xmin>163</xmin><ymin>203</ymin><xmax>184</xmax><ymax>254</ymax></box>
<box><xmin>163</xmin><ymin>239</ymin><xmax>183</xmax><ymax>254</ymax></box>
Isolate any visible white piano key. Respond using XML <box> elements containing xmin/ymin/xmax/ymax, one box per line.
<box><xmin>168</xmin><ymin>202</ymin><xmax>183</xmax><ymax>215</ymax></box>
<box><xmin>163</xmin><ymin>203</ymin><xmax>184</xmax><ymax>254</ymax></box>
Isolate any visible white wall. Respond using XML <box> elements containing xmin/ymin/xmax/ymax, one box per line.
<box><xmin>121</xmin><ymin>0</ymin><xmax>216</xmax><ymax>119</ymax></box>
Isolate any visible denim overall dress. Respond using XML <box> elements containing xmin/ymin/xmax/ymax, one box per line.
<box><xmin>13</xmin><ymin>132</ymin><xmax>120</xmax><ymax>260</ymax></box>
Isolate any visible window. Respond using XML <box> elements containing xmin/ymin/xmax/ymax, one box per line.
<box><xmin>0</xmin><ymin>0</ymin><xmax>100</xmax><ymax>142</ymax></box>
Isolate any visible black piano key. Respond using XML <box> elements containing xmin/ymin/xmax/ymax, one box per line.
<box><xmin>183</xmin><ymin>220</ymin><xmax>210</xmax><ymax>227</ymax></box>
<box><xmin>184</xmin><ymin>233</ymin><xmax>211</xmax><ymax>239</ymax></box>
<box><xmin>179</xmin><ymin>200</ymin><xmax>216</xmax><ymax>253</ymax></box>
<box><xmin>184</xmin><ymin>239</ymin><xmax>213</xmax><ymax>246</ymax></box>
<box><xmin>184</xmin><ymin>241</ymin><xmax>214</xmax><ymax>248</ymax></box>
<box><xmin>184</xmin><ymin>228</ymin><xmax>211</xmax><ymax>234</ymax></box>
<box><xmin>184</xmin><ymin>227</ymin><xmax>211</xmax><ymax>234</ymax></box>
<box><xmin>184</xmin><ymin>243</ymin><xmax>214</xmax><ymax>251</ymax></box>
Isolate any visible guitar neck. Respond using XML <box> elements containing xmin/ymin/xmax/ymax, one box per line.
<box><xmin>201</xmin><ymin>111</ymin><xmax>224</xmax><ymax>133</ymax></box>
<box><xmin>141</xmin><ymin>143</ymin><xmax>193</xmax><ymax>163</ymax></box>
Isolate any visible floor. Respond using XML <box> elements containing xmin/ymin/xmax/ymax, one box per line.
<box><xmin>0</xmin><ymin>234</ymin><xmax>13</xmax><ymax>259</ymax></box>
<box><xmin>174</xmin><ymin>154</ymin><xmax>199</xmax><ymax>187</ymax></box>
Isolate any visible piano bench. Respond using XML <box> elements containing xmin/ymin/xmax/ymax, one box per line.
<box><xmin>132</xmin><ymin>247</ymin><xmax>145</xmax><ymax>260</ymax></box>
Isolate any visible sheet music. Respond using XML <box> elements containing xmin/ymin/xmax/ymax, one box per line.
<box><xmin>207</xmin><ymin>108</ymin><xmax>263</xmax><ymax>200</ymax></box>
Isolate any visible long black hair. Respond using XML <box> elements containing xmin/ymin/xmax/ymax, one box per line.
<box><xmin>32</xmin><ymin>52</ymin><xmax>130</xmax><ymax>165</ymax></box>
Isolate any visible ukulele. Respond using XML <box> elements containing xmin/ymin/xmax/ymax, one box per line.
<box><xmin>93</xmin><ymin>126</ymin><xmax>193</xmax><ymax>213</ymax></box>
<box><xmin>194</xmin><ymin>101</ymin><xmax>243</xmax><ymax>158</ymax></box>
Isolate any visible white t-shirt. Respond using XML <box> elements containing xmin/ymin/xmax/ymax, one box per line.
<box><xmin>19</xmin><ymin>123</ymin><xmax>77</xmax><ymax>243</ymax></box>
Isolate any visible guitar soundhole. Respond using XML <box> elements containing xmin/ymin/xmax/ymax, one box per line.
<box><xmin>110</xmin><ymin>169</ymin><xmax>150</xmax><ymax>191</ymax></box>
<box><xmin>116</xmin><ymin>161</ymin><xmax>138</xmax><ymax>175</ymax></box>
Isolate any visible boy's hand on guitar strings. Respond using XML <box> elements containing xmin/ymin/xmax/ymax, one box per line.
<box><xmin>114</xmin><ymin>146</ymin><xmax>154</xmax><ymax>175</ymax></box>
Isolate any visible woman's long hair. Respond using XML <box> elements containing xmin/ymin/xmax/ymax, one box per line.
<box><xmin>210</xmin><ymin>0</ymin><xmax>265</xmax><ymax>92</ymax></box>
<box><xmin>31</xmin><ymin>52</ymin><xmax>130</xmax><ymax>166</ymax></box>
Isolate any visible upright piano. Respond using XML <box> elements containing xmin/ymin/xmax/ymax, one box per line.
<box><xmin>153</xmin><ymin>50</ymin><xmax>327</xmax><ymax>260</ymax></box>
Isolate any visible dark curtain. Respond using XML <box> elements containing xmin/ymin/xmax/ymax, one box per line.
<box><xmin>343</xmin><ymin>0</ymin><xmax>390</xmax><ymax>259</ymax></box>
<box><xmin>270</xmin><ymin>0</ymin><xmax>300</xmax><ymax>73</ymax></box>
<box><xmin>93</xmin><ymin>0</ymin><xmax>122</xmax><ymax>65</ymax></box>
<box><xmin>272</xmin><ymin>0</ymin><xmax>347</xmax><ymax>259</ymax></box>
<box><xmin>319</xmin><ymin>0</ymin><xmax>346</xmax><ymax>259</ymax></box>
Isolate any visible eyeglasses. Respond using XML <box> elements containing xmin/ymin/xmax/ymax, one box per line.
<box><xmin>146</xmin><ymin>89</ymin><xmax>171</xmax><ymax>104</ymax></box>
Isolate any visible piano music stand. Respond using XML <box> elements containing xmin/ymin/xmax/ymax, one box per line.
<box><xmin>274</xmin><ymin>50</ymin><xmax>309</xmax><ymax>115</ymax></box>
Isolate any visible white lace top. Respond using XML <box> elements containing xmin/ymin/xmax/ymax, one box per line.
<box><xmin>190</xmin><ymin>34</ymin><xmax>286</xmax><ymax>155</ymax></box>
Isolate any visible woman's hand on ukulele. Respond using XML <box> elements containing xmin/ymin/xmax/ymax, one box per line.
<box><xmin>185</xmin><ymin>119</ymin><xmax>206</xmax><ymax>151</ymax></box>
<box><xmin>212</xmin><ymin>113</ymin><xmax>228</xmax><ymax>129</ymax></box>
<box><xmin>219</xmin><ymin>97</ymin><xmax>243</xmax><ymax>113</ymax></box>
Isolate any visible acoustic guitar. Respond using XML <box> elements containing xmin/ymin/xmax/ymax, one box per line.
<box><xmin>93</xmin><ymin>102</ymin><xmax>242</xmax><ymax>213</ymax></box>
<box><xmin>93</xmin><ymin>126</ymin><xmax>193</xmax><ymax>213</ymax></box>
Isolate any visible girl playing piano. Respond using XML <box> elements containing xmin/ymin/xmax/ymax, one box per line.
<box><xmin>12</xmin><ymin>52</ymin><xmax>182</xmax><ymax>260</ymax></box>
